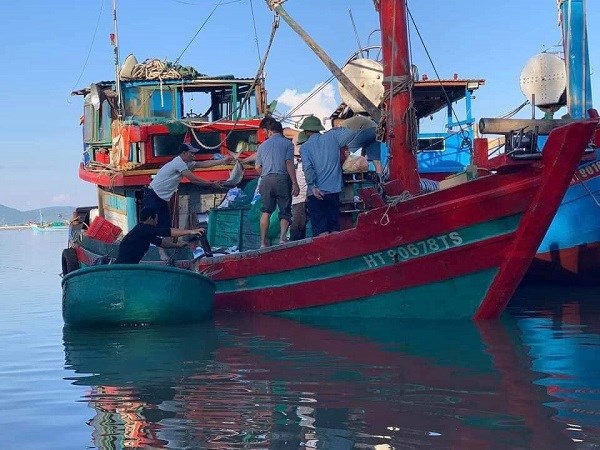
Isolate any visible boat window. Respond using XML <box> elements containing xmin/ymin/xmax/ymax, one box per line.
<box><xmin>152</xmin><ymin>134</ymin><xmax>186</xmax><ymax>157</ymax></box>
<box><xmin>418</xmin><ymin>137</ymin><xmax>446</xmax><ymax>152</ymax></box>
<box><xmin>99</xmin><ymin>99</ymin><xmax>112</xmax><ymax>142</ymax></box>
<box><xmin>191</xmin><ymin>132</ymin><xmax>223</xmax><ymax>155</ymax></box>
<box><xmin>83</xmin><ymin>98</ymin><xmax>96</xmax><ymax>143</ymax></box>
<box><xmin>149</xmin><ymin>89</ymin><xmax>174</xmax><ymax>118</ymax></box>
<box><xmin>226</xmin><ymin>130</ymin><xmax>258</xmax><ymax>154</ymax></box>
<box><xmin>123</xmin><ymin>88</ymin><xmax>142</xmax><ymax>118</ymax></box>
<box><xmin>123</xmin><ymin>87</ymin><xmax>176</xmax><ymax>119</ymax></box>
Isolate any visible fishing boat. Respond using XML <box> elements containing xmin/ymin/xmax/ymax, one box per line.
<box><xmin>31</xmin><ymin>211</ymin><xmax>69</xmax><ymax>231</ymax></box>
<box><xmin>65</xmin><ymin>0</ymin><xmax>595</xmax><ymax>319</ymax></box>
<box><xmin>62</xmin><ymin>264</ymin><xmax>215</xmax><ymax>327</ymax></box>
<box><xmin>335</xmin><ymin>0</ymin><xmax>600</xmax><ymax>283</ymax></box>
<box><xmin>522</xmin><ymin>0</ymin><xmax>600</xmax><ymax>283</ymax></box>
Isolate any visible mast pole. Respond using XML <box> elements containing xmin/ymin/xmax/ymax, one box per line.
<box><xmin>560</xmin><ymin>0</ymin><xmax>593</xmax><ymax>119</ymax></box>
<box><xmin>266</xmin><ymin>1</ymin><xmax>381</xmax><ymax>122</ymax></box>
<box><xmin>112</xmin><ymin>0</ymin><xmax>123</xmax><ymax>117</ymax></box>
<box><xmin>377</xmin><ymin>0</ymin><xmax>419</xmax><ymax>193</ymax></box>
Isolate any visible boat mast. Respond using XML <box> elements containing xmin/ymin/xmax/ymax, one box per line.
<box><xmin>376</xmin><ymin>0</ymin><xmax>419</xmax><ymax>193</ymax></box>
<box><xmin>112</xmin><ymin>0</ymin><xmax>123</xmax><ymax>117</ymax></box>
<box><xmin>560</xmin><ymin>0</ymin><xmax>593</xmax><ymax>118</ymax></box>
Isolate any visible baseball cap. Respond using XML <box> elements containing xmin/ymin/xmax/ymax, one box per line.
<box><xmin>179</xmin><ymin>143</ymin><xmax>200</xmax><ymax>153</ymax></box>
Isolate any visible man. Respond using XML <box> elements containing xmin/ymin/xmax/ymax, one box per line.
<box><xmin>290</xmin><ymin>131</ymin><xmax>309</xmax><ymax>241</ymax></box>
<box><xmin>298</xmin><ymin>115</ymin><xmax>377</xmax><ymax>236</ymax></box>
<box><xmin>143</xmin><ymin>143</ymin><xmax>229</xmax><ymax>228</ymax></box>
<box><xmin>255</xmin><ymin>116</ymin><xmax>299</xmax><ymax>247</ymax></box>
<box><xmin>114</xmin><ymin>207</ymin><xmax>205</xmax><ymax>264</ymax></box>
<box><xmin>338</xmin><ymin>115</ymin><xmax>383</xmax><ymax>176</ymax></box>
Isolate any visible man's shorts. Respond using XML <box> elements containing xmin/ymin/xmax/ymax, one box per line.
<box><xmin>259</xmin><ymin>173</ymin><xmax>292</xmax><ymax>221</ymax></box>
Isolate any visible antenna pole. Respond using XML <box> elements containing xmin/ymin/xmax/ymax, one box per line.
<box><xmin>112</xmin><ymin>0</ymin><xmax>123</xmax><ymax>116</ymax></box>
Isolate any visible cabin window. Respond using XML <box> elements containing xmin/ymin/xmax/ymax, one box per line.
<box><xmin>226</xmin><ymin>130</ymin><xmax>258</xmax><ymax>154</ymax></box>
<box><xmin>123</xmin><ymin>87</ymin><xmax>176</xmax><ymax>119</ymax></box>
<box><xmin>83</xmin><ymin>100</ymin><xmax>95</xmax><ymax>143</ymax></box>
<box><xmin>83</xmin><ymin>95</ymin><xmax>111</xmax><ymax>144</ymax></box>
<box><xmin>124</xmin><ymin>88</ymin><xmax>142</xmax><ymax>118</ymax></box>
<box><xmin>153</xmin><ymin>134</ymin><xmax>186</xmax><ymax>157</ymax></box>
<box><xmin>99</xmin><ymin>99</ymin><xmax>112</xmax><ymax>142</ymax></box>
<box><xmin>418</xmin><ymin>137</ymin><xmax>446</xmax><ymax>152</ymax></box>
<box><xmin>191</xmin><ymin>132</ymin><xmax>223</xmax><ymax>155</ymax></box>
<box><xmin>149</xmin><ymin>89</ymin><xmax>174</xmax><ymax>118</ymax></box>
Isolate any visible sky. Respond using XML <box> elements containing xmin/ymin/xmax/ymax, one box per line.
<box><xmin>0</xmin><ymin>0</ymin><xmax>598</xmax><ymax>210</ymax></box>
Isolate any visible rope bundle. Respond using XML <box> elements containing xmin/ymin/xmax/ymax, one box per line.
<box><xmin>130</xmin><ymin>59</ymin><xmax>181</xmax><ymax>80</ymax></box>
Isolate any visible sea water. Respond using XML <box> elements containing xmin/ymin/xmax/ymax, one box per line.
<box><xmin>0</xmin><ymin>229</ymin><xmax>599</xmax><ymax>449</ymax></box>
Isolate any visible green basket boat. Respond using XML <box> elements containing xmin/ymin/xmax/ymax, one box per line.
<box><xmin>62</xmin><ymin>264</ymin><xmax>215</xmax><ymax>327</ymax></box>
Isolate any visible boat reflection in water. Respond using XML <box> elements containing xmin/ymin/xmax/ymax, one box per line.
<box><xmin>510</xmin><ymin>285</ymin><xmax>600</xmax><ymax>446</ymax></box>
<box><xmin>63</xmin><ymin>311</ymin><xmax>597</xmax><ymax>449</ymax></box>
<box><xmin>63</xmin><ymin>323</ymin><xmax>219</xmax><ymax>449</ymax></box>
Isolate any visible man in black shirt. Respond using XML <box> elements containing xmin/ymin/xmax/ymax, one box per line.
<box><xmin>114</xmin><ymin>207</ymin><xmax>205</xmax><ymax>264</ymax></box>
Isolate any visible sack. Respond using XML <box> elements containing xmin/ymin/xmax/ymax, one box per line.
<box><xmin>342</xmin><ymin>154</ymin><xmax>369</xmax><ymax>173</ymax></box>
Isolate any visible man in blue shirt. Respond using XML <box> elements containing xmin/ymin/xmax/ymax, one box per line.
<box><xmin>255</xmin><ymin>117</ymin><xmax>299</xmax><ymax>247</ymax></box>
<box><xmin>114</xmin><ymin>207</ymin><xmax>205</xmax><ymax>264</ymax></box>
<box><xmin>299</xmin><ymin>115</ymin><xmax>377</xmax><ymax>236</ymax></box>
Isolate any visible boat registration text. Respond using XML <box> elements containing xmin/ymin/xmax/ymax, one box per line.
<box><xmin>363</xmin><ymin>232</ymin><xmax>463</xmax><ymax>268</ymax></box>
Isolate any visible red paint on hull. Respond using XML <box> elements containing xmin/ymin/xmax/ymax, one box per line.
<box><xmin>476</xmin><ymin>122</ymin><xmax>596</xmax><ymax>318</ymax></box>
<box><xmin>197</xmin><ymin>121</ymin><xmax>597</xmax><ymax>319</ymax></box>
<box><xmin>215</xmin><ymin>236</ymin><xmax>508</xmax><ymax>312</ymax></box>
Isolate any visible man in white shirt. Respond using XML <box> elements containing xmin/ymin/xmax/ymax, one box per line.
<box><xmin>143</xmin><ymin>143</ymin><xmax>228</xmax><ymax>228</ymax></box>
<box><xmin>290</xmin><ymin>131</ymin><xmax>309</xmax><ymax>241</ymax></box>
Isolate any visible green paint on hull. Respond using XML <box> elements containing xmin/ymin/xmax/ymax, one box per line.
<box><xmin>62</xmin><ymin>264</ymin><xmax>215</xmax><ymax>326</ymax></box>
<box><xmin>275</xmin><ymin>268</ymin><xmax>498</xmax><ymax>320</ymax></box>
<box><xmin>217</xmin><ymin>215</ymin><xmax>520</xmax><ymax>294</ymax></box>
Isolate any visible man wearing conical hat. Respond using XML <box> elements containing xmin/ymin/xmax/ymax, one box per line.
<box><xmin>298</xmin><ymin>115</ymin><xmax>377</xmax><ymax>236</ymax></box>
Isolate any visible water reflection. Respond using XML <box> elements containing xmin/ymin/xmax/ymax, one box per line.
<box><xmin>62</xmin><ymin>311</ymin><xmax>595</xmax><ymax>449</ymax></box>
<box><xmin>63</xmin><ymin>323</ymin><xmax>218</xmax><ymax>449</ymax></box>
<box><xmin>510</xmin><ymin>285</ymin><xmax>600</xmax><ymax>447</ymax></box>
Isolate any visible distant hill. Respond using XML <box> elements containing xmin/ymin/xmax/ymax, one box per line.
<box><xmin>0</xmin><ymin>204</ymin><xmax>77</xmax><ymax>225</ymax></box>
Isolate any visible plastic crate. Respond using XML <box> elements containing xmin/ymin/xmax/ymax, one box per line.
<box><xmin>85</xmin><ymin>217</ymin><xmax>122</xmax><ymax>243</ymax></box>
<box><xmin>207</xmin><ymin>207</ymin><xmax>261</xmax><ymax>251</ymax></box>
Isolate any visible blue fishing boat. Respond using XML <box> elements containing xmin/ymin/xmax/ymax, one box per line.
<box><xmin>62</xmin><ymin>264</ymin><xmax>215</xmax><ymax>327</ymax></box>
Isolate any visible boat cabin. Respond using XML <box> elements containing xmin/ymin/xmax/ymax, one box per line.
<box><xmin>72</xmin><ymin>74</ymin><xmax>267</xmax><ymax>180</ymax></box>
<box><xmin>71</xmin><ymin>68</ymin><xmax>268</xmax><ymax>235</ymax></box>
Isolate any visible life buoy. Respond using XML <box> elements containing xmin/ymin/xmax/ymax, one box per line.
<box><xmin>62</xmin><ymin>248</ymin><xmax>80</xmax><ymax>276</ymax></box>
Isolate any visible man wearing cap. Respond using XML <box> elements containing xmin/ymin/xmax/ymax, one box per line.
<box><xmin>143</xmin><ymin>143</ymin><xmax>229</xmax><ymax>228</ymax></box>
<box><xmin>290</xmin><ymin>131</ymin><xmax>309</xmax><ymax>241</ymax></box>
<box><xmin>298</xmin><ymin>115</ymin><xmax>377</xmax><ymax>236</ymax></box>
<box><xmin>255</xmin><ymin>116</ymin><xmax>299</xmax><ymax>247</ymax></box>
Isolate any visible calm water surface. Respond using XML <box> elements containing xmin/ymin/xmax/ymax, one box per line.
<box><xmin>1</xmin><ymin>229</ymin><xmax>599</xmax><ymax>449</ymax></box>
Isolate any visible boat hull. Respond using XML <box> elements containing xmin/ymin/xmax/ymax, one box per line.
<box><xmin>525</xmin><ymin>155</ymin><xmax>600</xmax><ymax>283</ymax></box>
<box><xmin>196</xmin><ymin>122</ymin><xmax>596</xmax><ymax>319</ymax></box>
<box><xmin>62</xmin><ymin>264</ymin><xmax>215</xmax><ymax>326</ymax></box>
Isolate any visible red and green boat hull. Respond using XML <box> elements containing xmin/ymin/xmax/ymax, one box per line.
<box><xmin>196</xmin><ymin>120</ymin><xmax>597</xmax><ymax>320</ymax></box>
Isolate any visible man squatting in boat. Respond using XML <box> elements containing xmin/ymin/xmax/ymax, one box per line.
<box><xmin>114</xmin><ymin>207</ymin><xmax>205</xmax><ymax>264</ymax></box>
<box><xmin>254</xmin><ymin>116</ymin><xmax>300</xmax><ymax>247</ymax></box>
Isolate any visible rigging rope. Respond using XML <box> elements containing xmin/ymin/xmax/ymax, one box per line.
<box><xmin>70</xmin><ymin>0</ymin><xmax>105</xmax><ymax>95</ymax></box>
<box><xmin>406</xmin><ymin>6</ymin><xmax>471</xmax><ymax>150</ymax></box>
<box><xmin>249</xmin><ymin>0</ymin><xmax>262</xmax><ymax>63</ymax></box>
<box><xmin>182</xmin><ymin>14</ymin><xmax>281</xmax><ymax>150</ymax></box>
